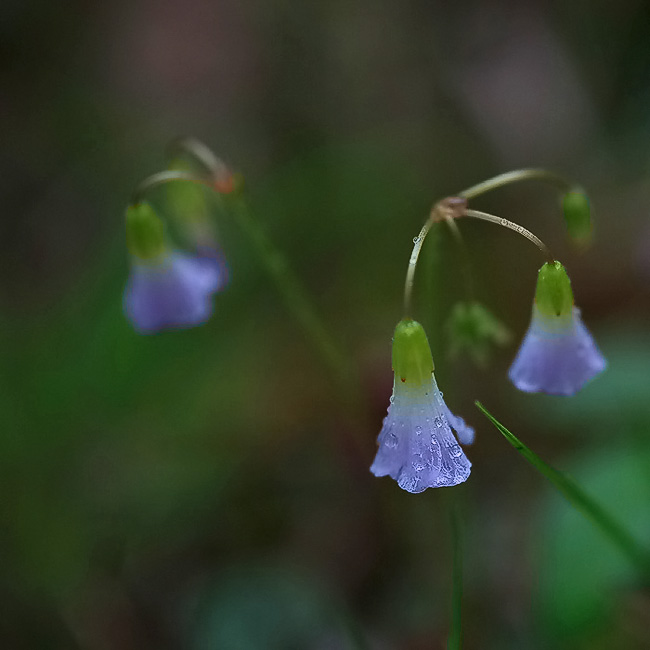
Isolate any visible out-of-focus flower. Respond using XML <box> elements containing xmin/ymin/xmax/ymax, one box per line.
<box><xmin>447</xmin><ymin>301</ymin><xmax>512</xmax><ymax>367</ymax></box>
<box><xmin>371</xmin><ymin>319</ymin><xmax>473</xmax><ymax>493</ymax></box>
<box><xmin>509</xmin><ymin>261</ymin><xmax>606</xmax><ymax>395</ymax></box>
<box><xmin>123</xmin><ymin>202</ymin><xmax>226</xmax><ymax>334</ymax></box>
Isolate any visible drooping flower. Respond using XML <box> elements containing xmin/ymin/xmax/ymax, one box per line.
<box><xmin>123</xmin><ymin>202</ymin><xmax>226</xmax><ymax>334</ymax></box>
<box><xmin>371</xmin><ymin>319</ymin><xmax>473</xmax><ymax>493</ymax></box>
<box><xmin>508</xmin><ymin>261</ymin><xmax>606</xmax><ymax>395</ymax></box>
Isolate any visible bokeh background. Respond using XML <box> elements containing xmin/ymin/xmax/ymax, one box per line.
<box><xmin>3</xmin><ymin>1</ymin><xmax>650</xmax><ymax>648</ymax></box>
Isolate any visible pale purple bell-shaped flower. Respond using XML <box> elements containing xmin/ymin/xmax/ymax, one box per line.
<box><xmin>508</xmin><ymin>261</ymin><xmax>606</xmax><ymax>396</ymax></box>
<box><xmin>508</xmin><ymin>304</ymin><xmax>606</xmax><ymax>396</ymax></box>
<box><xmin>370</xmin><ymin>319</ymin><xmax>473</xmax><ymax>493</ymax></box>
<box><xmin>123</xmin><ymin>250</ymin><xmax>226</xmax><ymax>334</ymax></box>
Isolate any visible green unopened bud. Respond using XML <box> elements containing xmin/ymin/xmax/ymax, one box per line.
<box><xmin>562</xmin><ymin>189</ymin><xmax>592</xmax><ymax>246</ymax></box>
<box><xmin>534</xmin><ymin>261</ymin><xmax>573</xmax><ymax>317</ymax></box>
<box><xmin>126</xmin><ymin>202</ymin><xmax>166</xmax><ymax>260</ymax></box>
<box><xmin>392</xmin><ymin>319</ymin><xmax>434</xmax><ymax>386</ymax></box>
<box><xmin>447</xmin><ymin>302</ymin><xmax>511</xmax><ymax>367</ymax></box>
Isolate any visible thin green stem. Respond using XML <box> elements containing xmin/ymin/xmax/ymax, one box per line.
<box><xmin>476</xmin><ymin>401</ymin><xmax>650</xmax><ymax>578</ymax></box>
<box><xmin>402</xmin><ymin>198</ymin><xmax>467</xmax><ymax>318</ymax></box>
<box><xmin>463</xmin><ymin>209</ymin><xmax>554</xmax><ymax>264</ymax></box>
<box><xmin>403</xmin><ymin>218</ymin><xmax>435</xmax><ymax>317</ymax></box>
<box><xmin>131</xmin><ymin>170</ymin><xmax>210</xmax><ymax>205</ymax></box>
<box><xmin>443</xmin><ymin>216</ymin><xmax>475</xmax><ymax>302</ymax></box>
<box><xmin>166</xmin><ymin>136</ymin><xmax>230</xmax><ymax>179</ymax></box>
<box><xmin>447</xmin><ymin>501</ymin><xmax>463</xmax><ymax>650</ymax></box>
<box><xmin>457</xmin><ymin>169</ymin><xmax>572</xmax><ymax>201</ymax></box>
<box><xmin>226</xmin><ymin>196</ymin><xmax>357</xmax><ymax>396</ymax></box>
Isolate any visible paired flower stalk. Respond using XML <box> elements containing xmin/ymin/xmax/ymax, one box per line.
<box><xmin>371</xmin><ymin>170</ymin><xmax>606</xmax><ymax>492</ymax></box>
<box><xmin>120</xmin><ymin>146</ymin><xmax>606</xmax><ymax>494</ymax></box>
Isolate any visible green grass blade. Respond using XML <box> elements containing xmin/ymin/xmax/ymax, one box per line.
<box><xmin>475</xmin><ymin>401</ymin><xmax>650</xmax><ymax>578</ymax></box>
<box><xmin>447</xmin><ymin>502</ymin><xmax>463</xmax><ymax>650</ymax></box>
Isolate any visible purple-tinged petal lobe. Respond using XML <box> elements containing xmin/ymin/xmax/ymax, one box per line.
<box><xmin>123</xmin><ymin>250</ymin><xmax>226</xmax><ymax>334</ymax></box>
<box><xmin>509</xmin><ymin>305</ymin><xmax>606</xmax><ymax>396</ymax></box>
<box><xmin>371</xmin><ymin>374</ymin><xmax>472</xmax><ymax>493</ymax></box>
<box><xmin>442</xmin><ymin>405</ymin><xmax>475</xmax><ymax>445</ymax></box>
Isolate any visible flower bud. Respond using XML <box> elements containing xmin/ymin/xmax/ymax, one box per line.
<box><xmin>126</xmin><ymin>202</ymin><xmax>166</xmax><ymax>260</ymax></box>
<box><xmin>562</xmin><ymin>189</ymin><xmax>592</xmax><ymax>245</ymax></box>
<box><xmin>447</xmin><ymin>301</ymin><xmax>511</xmax><ymax>366</ymax></box>
<box><xmin>534</xmin><ymin>261</ymin><xmax>573</xmax><ymax>318</ymax></box>
<box><xmin>392</xmin><ymin>319</ymin><xmax>434</xmax><ymax>387</ymax></box>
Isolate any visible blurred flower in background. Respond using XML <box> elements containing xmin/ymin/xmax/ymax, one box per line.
<box><xmin>123</xmin><ymin>201</ymin><xmax>227</xmax><ymax>333</ymax></box>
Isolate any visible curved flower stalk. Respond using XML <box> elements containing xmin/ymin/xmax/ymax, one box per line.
<box><xmin>371</xmin><ymin>319</ymin><xmax>473</xmax><ymax>493</ymax></box>
<box><xmin>509</xmin><ymin>261</ymin><xmax>606</xmax><ymax>395</ymax></box>
<box><xmin>123</xmin><ymin>202</ymin><xmax>226</xmax><ymax>334</ymax></box>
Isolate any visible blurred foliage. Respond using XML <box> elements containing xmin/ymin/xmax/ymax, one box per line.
<box><xmin>447</xmin><ymin>301</ymin><xmax>512</xmax><ymax>367</ymax></box>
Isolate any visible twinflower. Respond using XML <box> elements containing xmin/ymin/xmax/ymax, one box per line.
<box><xmin>371</xmin><ymin>319</ymin><xmax>473</xmax><ymax>493</ymax></box>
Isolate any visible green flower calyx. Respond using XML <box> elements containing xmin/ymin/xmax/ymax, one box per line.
<box><xmin>392</xmin><ymin>319</ymin><xmax>435</xmax><ymax>386</ymax></box>
<box><xmin>535</xmin><ymin>261</ymin><xmax>574</xmax><ymax>318</ymax></box>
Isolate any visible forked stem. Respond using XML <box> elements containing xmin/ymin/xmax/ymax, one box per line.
<box><xmin>401</xmin><ymin>193</ymin><xmax>554</xmax><ymax>318</ymax></box>
<box><xmin>403</xmin><ymin>198</ymin><xmax>467</xmax><ymax>317</ymax></box>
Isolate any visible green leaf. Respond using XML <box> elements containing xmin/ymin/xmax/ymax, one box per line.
<box><xmin>475</xmin><ymin>402</ymin><xmax>650</xmax><ymax>577</ymax></box>
<box><xmin>536</xmin><ymin>442</ymin><xmax>650</xmax><ymax>641</ymax></box>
